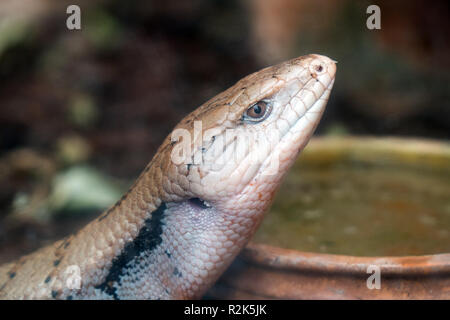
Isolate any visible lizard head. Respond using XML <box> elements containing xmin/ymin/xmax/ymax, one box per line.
<box><xmin>161</xmin><ymin>54</ymin><xmax>336</xmax><ymax>212</ymax></box>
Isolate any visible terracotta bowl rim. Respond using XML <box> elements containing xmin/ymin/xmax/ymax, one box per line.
<box><xmin>244</xmin><ymin>242</ymin><xmax>450</xmax><ymax>276</ymax></box>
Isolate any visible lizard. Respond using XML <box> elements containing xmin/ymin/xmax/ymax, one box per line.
<box><xmin>0</xmin><ymin>54</ymin><xmax>336</xmax><ymax>299</ymax></box>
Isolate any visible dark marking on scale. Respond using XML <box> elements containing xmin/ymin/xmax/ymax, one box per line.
<box><xmin>173</xmin><ymin>267</ymin><xmax>182</xmax><ymax>278</ymax></box>
<box><xmin>95</xmin><ymin>202</ymin><xmax>167</xmax><ymax>299</ymax></box>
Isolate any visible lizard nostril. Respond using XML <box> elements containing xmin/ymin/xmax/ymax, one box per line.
<box><xmin>309</xmin><ymin>60</ymin><xmax>327</xmax><ymax>78</ymax></box>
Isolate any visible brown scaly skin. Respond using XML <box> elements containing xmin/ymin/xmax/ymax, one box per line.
<box><xmin>0</xmin><ymin>54</ymin><xmax>336</xmax><ymax>299</ymax></box>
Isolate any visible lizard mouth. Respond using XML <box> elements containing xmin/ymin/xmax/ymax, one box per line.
<box><xmin>256</xmin><ymin>76</ymin><xmax>335</xmax><ymax>179</ymax></box>
<box><xmin>265</xmin><ymin>55</ymin><xmax>336</xmax><ymax>149</ymax></box>
<box><xmin>283</xmin><ymin>77</ymin><xmax>334</xmax><ymax>139</ymax></box>
<box><xmin>290</xmin><ymin>78</ymin><xmax>335</xmax><ymax>140</ymax></box>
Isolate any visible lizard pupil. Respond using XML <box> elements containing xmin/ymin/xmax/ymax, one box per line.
<box><xmin>253</xmin><ymin>105</ymin><xmax>262</xmax><ymax>114</ymax></box>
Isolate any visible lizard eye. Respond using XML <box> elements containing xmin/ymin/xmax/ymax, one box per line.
<box><xmin>243</xmin><ymin>101</ymin><xmax>272</xmax><ymax>123</ymax></box>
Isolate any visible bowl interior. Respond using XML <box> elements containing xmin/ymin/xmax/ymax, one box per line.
<box><xmin>253</xmin><ymin>137</ymin><xmax>450</xmax><ymax>256</ymax></box>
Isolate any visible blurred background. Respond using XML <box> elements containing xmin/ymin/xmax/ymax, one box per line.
<box><xmin>0</xmin><ymin>0</ymin><xmax>449</xmax><ymax>263</ymax></box>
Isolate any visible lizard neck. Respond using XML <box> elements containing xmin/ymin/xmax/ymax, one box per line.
<box><xmin>91</xmin><ymin>195</ymin><xmax>266</xmax><ymax>299</ymax></box>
